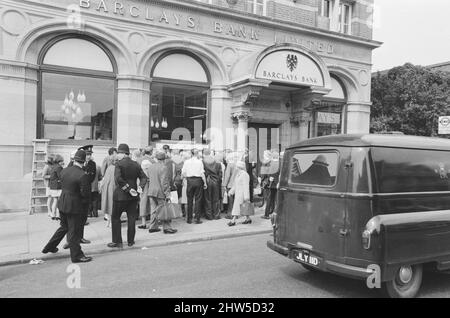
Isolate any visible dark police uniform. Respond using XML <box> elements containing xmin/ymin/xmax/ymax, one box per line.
<box><xmin>42</xmin><ymin>151</ymin><xmax>91</xmax><ymax>262</ymax></box>
<box><xmin>110</xmin><ymin>144</ymin><xmax>147</xmax><ymax>246</ymax></box>
<box><xmin>79</xmin><ymin>145</ymin><xmax>96</xmax><ymax>217</ymax></box>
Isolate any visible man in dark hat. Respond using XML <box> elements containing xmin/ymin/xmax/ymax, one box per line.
<box><xmin>108</xmin><ymin>143</ymin><xmax>147</xmax><ymax>248</ymax></box>
<box><xmin>42</xmin><ymin>150</ymin><xmax>92</xmax><ymax>263</ymax></box>
<box><xmin>296</xmin><ymin>154</ymin><xmax>332</xmax><ymax>186</ymax></box>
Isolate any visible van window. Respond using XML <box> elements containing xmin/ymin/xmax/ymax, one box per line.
<box><xmin>289</xmin><ymin>152</ymin><xmax>338</xmax><ymax>186</ymax></box>
<box><xmin>372</xmin><ymin>148</ymin><xmax>450</xmax><ymax>193</ymax></box>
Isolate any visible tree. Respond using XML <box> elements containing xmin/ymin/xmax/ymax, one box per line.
<box><xmin>370</xmin><ymin>63</ymin><xmax>450</xmax><ymax>136</ymax></box>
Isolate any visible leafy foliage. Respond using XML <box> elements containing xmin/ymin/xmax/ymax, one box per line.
<box><xmin>370</xmin><ymin>63</ymin><xmax>450</xmax><ymax>136</ymax></box>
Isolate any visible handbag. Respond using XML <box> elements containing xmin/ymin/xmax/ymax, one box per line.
<box><xmin>253</xmin><ymin>185</ymin><xmax>262</xmax><ymax>196</ymax></box>
<box><xmin>157</xmin><ymin>202</ymin><xmax>183</xmax><ymax>221</ymax></box>
<box><xmin>223</xmin><ymin>190</ymin><xmax>228</xmax><ymax>204</ymax></box>
<box><xmin>240</xmin><ymin>202</ymin><xmax>255</xmax><ymax>216</ymax></box>
<box><xmin>170</xmin><ymin>191</ymin><xmax>179</xmax><ymax>203</ymax></box>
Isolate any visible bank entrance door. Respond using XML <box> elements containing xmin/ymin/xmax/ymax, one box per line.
<box><xmin>248</xmin><ymin>123</ymin><xmax>281</xmax><ymax>178</ymax></box>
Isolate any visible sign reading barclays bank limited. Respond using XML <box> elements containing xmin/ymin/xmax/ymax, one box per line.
<box><xmin>256</xmin><ymin>50</ymin><xmax>324</xmax><ymax>87</ymax></box>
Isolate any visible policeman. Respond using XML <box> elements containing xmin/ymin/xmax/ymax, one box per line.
<box><xmin>42</xmin><ymin>149</ymin><xmax>93</xmax><ymax>263</ymax></box>
<box><xmin>108</xmin><ymin>143</ymin><xmax>147</xmax><ymax>248</ymax></box>
<box><xmin>78</xmin><ymin>145</ymin><xmax>96</xmax><ymax>242</ymax></box>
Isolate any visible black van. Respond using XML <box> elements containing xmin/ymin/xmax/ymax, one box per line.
<box><xmin>268</xmin><ymin>134</ymin><xmax>450</xmax><ymax>298</ymax></box>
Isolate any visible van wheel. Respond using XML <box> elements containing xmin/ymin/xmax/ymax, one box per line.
<box><xmin>301</xmin><ymin>264</ymin><xmax>319</xmax><ymax>272</ymax></box>
<box><xmin>381</xmin><ymin>264</ymin><xmax>423</xmax><ymax>298</ymax></box>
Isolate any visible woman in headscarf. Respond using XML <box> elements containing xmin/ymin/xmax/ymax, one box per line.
<box><xmin>100</xmin><ymin>155</ymin><xmax>118</xmax><ymax>227</ymax></box>
<box><xmin>228</xmin><ymin>161</ymin><xmax>251</xmax><ymax>226</ymax></box>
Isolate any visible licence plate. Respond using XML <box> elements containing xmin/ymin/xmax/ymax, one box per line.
<box><xmin>292</xmin><ymin>250</ymin><xmax>321</xmax><ymax>267</ymax></box>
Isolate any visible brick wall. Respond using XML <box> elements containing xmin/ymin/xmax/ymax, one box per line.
<box><xmin>351</xmin><ymin>0</ymin><xmax>374</xmax><ymax>39</ymax></box>
<box><xmin>270</xmin><ymin>0</ymin><xmax>318</xmax><ymax>27</ymax></box>
<box><xmin>191</xmin><ymin>0</ymin><xmax>374</xmax><ymax>39</ymax></box>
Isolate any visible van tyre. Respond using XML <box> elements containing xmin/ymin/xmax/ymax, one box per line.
<box><xmin>381</xmin><ymin>264</ymin><xmax>423</xmax><ymax>298</ymax></box>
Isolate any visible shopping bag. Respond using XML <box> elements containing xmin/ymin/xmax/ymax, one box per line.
<box><xmin>240</xmin><ymin>202</ymin><xmax>255</xmax><ymax>216</ymax></box>
<box><xmin>170</xmin><ymin>191</ymin><xmax>179</xmax><ymax>203</ymax></box>
<box><xmin>223</xmin><ymin>190</ymin><xmax>228</xmax><ymax>204</ymax></box>
<box><xmin>157</xmin><ymin>202</ymin><xmax>183</xmax><ymax>221</ymax></box>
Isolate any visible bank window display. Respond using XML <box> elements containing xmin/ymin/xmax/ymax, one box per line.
<box><xmin>314</xmin><ymin>76</ymin><xmax>346</xmax><ymax>137</ymax></box>
<box><xmin>39</xmin><ymin>37</ymin><xmax>116</xmax><ymax>141</ymax></box>
<box><xmin>150</xmin><ymin>53</ymin><xmax>209</xmax><ymax>143</ymax></box>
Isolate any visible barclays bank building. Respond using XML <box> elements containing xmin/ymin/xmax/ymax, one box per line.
<box><xmin>0</xmin><ymin>0</ymin><xmax>380</xmax><ymax>211</ymax></box>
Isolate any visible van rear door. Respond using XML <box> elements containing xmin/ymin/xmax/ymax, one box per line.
<box><xmin>277</xmin><ymin>148</ymin><xmax>349</xmax><ymax>263</ymax></box>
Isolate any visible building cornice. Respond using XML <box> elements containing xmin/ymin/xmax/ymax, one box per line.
<box><xmin>159</xmin><ymin>0</ymin><xmax>383</xmax><ymax>49</ymax></box>
<box><xmin>8</xmin><ymin>0</ymin><xmax>382</xmax><ymax>49</ymax></box>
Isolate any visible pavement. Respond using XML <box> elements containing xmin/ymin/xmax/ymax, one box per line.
<box><xmin>0</xmin><ymin>207</ymin><xmax>272</xmax><ymax>267</ymax></box>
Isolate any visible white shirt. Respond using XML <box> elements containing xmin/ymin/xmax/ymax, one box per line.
<box><xmin>182</xmin><ymin>157</ymin><xmax>205</xmax><ymax>178</ymax></box>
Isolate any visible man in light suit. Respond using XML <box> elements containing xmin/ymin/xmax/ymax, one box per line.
<box><xmin>148</xmin><ymin>151</ymin><xmax>177</xmax><ymax>234</ymax></box>
<box><xmin>223</xmin><ymin>153</ymin><xmax>239</xmax><ymax>219</ymax></box>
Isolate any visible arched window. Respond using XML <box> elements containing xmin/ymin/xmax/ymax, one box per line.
<box><xmin>38</xmin><ymin>36</ymin><xmax>116</xmax><ymax>142</ymax></box>
<box><xmin>314</xmin><ymin>75</ymin><xmax>347</xmax><ymax>137</ymax></box>
<box><xmin>150</xmin><ymin>52</ymin><xmax>210</xmax><ymax>143</ymax></box>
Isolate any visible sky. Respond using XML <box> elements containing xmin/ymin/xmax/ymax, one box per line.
<box><xmin>371</xmin><ymin>0</ymin><xmax>450</xmax><ymax>72</ymax></box>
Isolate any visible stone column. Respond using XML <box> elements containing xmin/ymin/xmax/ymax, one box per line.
<box><xmin>0</xmin><ymin>60</ymin><xmax>38</xmax><ymax>212</ymax></box>
<box><xmin>300</xmin><ymin>112</ymin><xmax>313</xmax><ymax>141</ymax></box>
<box><xmin>290</xmin><ymin>112</ymin><xmax>312</xmax><ymax>143</ymax></box>
<box><xmin>116</xmin><ymin>76</ymin><xmax>151</xmax><ymax>148</ymax></box>
<box><xmin>290</xmin><ymin>116</ymin><xmax>300</xmax><ymax>145</ymax></box>
<box><xmin>346</xmin><ymin>102</ymin><xmax>371</xmax><ymax>134</ymax></box>
<box><xmin>231</xmin><ymin>111</ymin><xmax>250</xmax><ymax>154</ymax></box>
<box><xmin>209</xmin><ymin>86</ymin><xmax>231</xmax><ymax>151</ymax></box>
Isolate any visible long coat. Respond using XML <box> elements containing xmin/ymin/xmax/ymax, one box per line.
<box><xmin>100</xmin><ymin>164</ymin><xmax>116</xmax><ymax>215</ymax></box>
<box><xmin>49</xmin><ymin>164</ymin><xmax>63</xmax><ymax>190</ymax></box>
<box><xmin>139</xmin><ymin>159</ymin><xmax>153</xmax><ymax>217</ymax></box>
<box><xmin>223</xmin><ymin>162</ymin><xmax>238</xmax><ymax>190</ymax></box>
<box><xmin>57</xmin><ymin>165</ymin><xmax>91</xmax><ymax>215</ymax></box>
<box><xmin>146</xmin><ymin>161</ymin><xmax>171</xmax><ymax>199</ymax></box>
<box><xmin>229</xmin><ymin>170</ymin><xmax>250</xmax><ymax>216</ymax></box>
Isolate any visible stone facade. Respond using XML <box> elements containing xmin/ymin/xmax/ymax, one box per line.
<box><xmin>0</xmin><ymin>0</ymin><xmax>380</xmax><ymax>212</ymax></box>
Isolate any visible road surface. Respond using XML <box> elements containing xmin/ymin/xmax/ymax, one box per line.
<box><xmin>1</xmin><ymin>234</ymin><xmax>449</xmax><ymax>298</ymax></box>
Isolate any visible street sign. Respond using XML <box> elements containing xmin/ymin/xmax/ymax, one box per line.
<box><xmin>439</xmin><ymin>117</ymin><xmax>450</xmax><ymax>135</ymax></box>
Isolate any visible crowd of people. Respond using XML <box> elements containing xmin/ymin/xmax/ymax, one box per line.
<box><xmin>41</xmin><ymin>143</ymin><xmax>281</xmax><ymax>263</ymax></box>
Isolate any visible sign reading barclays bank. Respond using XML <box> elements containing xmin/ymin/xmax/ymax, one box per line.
<box><xmin>79</xmin><ymin>0</ymin><xmax>260</xmax><ymax>41</ymax></box>
<box><xmin>77</xmin><ymin>0</ymin><xmax>338</xmax><ymax>54</ymax></box>
<box><xmin>256</xmin><ymin>50</ymin><xmax>324</xmax><ymax>87</ymax></box>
